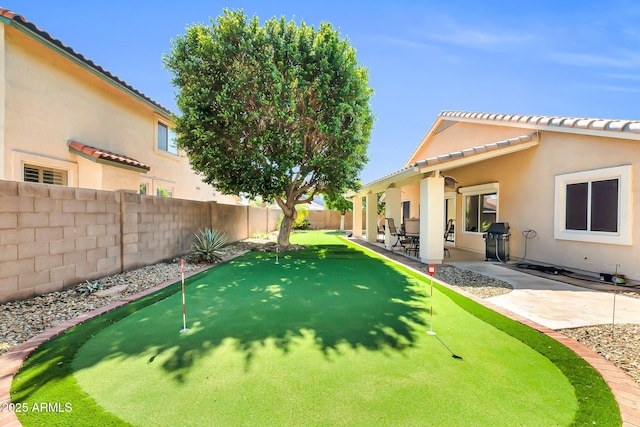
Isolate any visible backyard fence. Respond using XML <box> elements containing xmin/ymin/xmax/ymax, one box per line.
<box><xmin>0</xmin><ymin>180</ymin><xmax>362</xmax><ymax>302</ymax></box>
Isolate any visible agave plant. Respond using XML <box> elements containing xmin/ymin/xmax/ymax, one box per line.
<box><xmin>191</xmin><ymin>228</ymin><xmax>228</xmax><ymax>263</ymax></box>
<box><xmin>77</xmin><ymin>280</ymin><xmax>102</xmax><ymax>295</ymax></box>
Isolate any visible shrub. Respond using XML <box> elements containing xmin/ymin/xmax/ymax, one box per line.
<box><xmin>293</xmin><ymin>218</ymin><xmax>312</xmax><ymax>230</ymax></box>
<box><xmin>276</xmin><ymin>214</ymin><xmax>312</xmax><ymax>230</ymax></box>
<box><xmin>276</xmin><ymin>205</ymin><xmax>312</xmax><ymax>230</ymax></box>
<box><xmin>191</xmin><ymin>228</ymin><xmax>228</xmax><ymax>263</ymax></box>
<box><xmin>76</xmin><ymin>280</ymin><xmax>102</xmax><ymax>295</ymax></box>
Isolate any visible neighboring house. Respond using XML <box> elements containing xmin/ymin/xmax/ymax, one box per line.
<box><xmin>306</xmin><ymin>197</ymin><xmax>327</xmax><ymax>211</ymax></box>
<box><xmin>352</xmin><ymin>111</ymin><xmax>640</xmax><ymax>282</ymax></box>
<box><xmin>0</xmin><ymin>8</ymin><xmax>236</xmax><ymax>203</ymax></box>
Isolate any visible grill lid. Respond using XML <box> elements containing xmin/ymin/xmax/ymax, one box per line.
<box><xmin>486</xmin><ymin>222</ymin><xmax>510</xmax><ymax>234</ymax></box>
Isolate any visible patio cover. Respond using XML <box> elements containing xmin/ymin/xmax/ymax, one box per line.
<box><xmin>357</xmin><ymin>132</ymin><xmax>539</xmax><ymax>195</ymax></box>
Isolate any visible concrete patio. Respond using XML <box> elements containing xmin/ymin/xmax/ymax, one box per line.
<box><xmin>352</xmin><ymin>238</ymin><xmax>640</xmax><ymax>330</ymax></box>
<box><xmin>452</xmin><ymin>260</ymin><xmax>640</xmax><ymax>330</ymax></box>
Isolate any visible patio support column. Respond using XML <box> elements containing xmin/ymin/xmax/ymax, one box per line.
<box><xmin>365</xmin><ymin>193</ymin><xmax>378</xmax><ymax>242</ymax></box>
<box><xmin>419</xmin><ymin>175</ymin><xmax>445</xmax><ymax>264</ymax></box>
<box><xmin>352</xmin><ymin>195</ymin><xmax>363</xmax><ymax>237</ymax></box>
<box><xmin>385</xmin><ymin>187</ymin><xmax>401</xmax><ymax>250</ymax></box>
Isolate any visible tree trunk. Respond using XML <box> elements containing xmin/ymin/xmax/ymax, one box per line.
<box><xmin>278</xmin><ymin>212</ymin><xmax>295</xmax><ymax>248</ymax></box>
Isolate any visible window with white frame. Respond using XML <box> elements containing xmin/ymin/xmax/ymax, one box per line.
<box><xmin>23</xmin><ymin>164</ymin><xmax>68</xmax><ymax>186</ymax></box>
<box><xmin>460</xmin><ymin>183</ymin><xmax>499</xmax><ymax>233</ymax></box>
<box><xmin>555</xmin><ymin>165</ymin><xmax>632</xmax><ymax>245</ymax></box>
<box><xmin>157</xmin><ymin>122</ymin><xmax>178</xmax><ymax>155</ymax></box>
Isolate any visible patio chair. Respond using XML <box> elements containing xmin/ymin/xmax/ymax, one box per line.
<box><xmin>403</xmin><ymin>218</ymin><xmax>420</xmax><ymax>257</ymax></box>
<box><xmin>444</xmin><ymin>219</ymin><xmax>455</xmax><ymax>242</ymax></box>
<box><xmin>443</xmin><ymin>219</ymin><xmax>454</xmax><ymax>258</ymax></box>
<box><xmin>386</xmin><ymin>218</ymin><xmax>408</xmax><ymax>248</ymax></box>
<box><xmin>376</xmin><ymin>224</ymin><xmax>385</xmax><ymax>243</ymax></box>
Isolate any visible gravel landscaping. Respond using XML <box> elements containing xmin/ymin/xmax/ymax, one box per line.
<box><xmin>559</xmin><ymin>324</ymin><xmax>640</xmax><ymax>385</ymax></box>
<box><xmin>1</xmin><ymin>245</ymin><xmax>638</xmax><ymax>387</ymax></box>
<box><xmin>432</xmin><ymin>264</ymin><xmax>513</xmax><ymax>299</ymax></box>
<box><xmin>0</xmin><ymin>242</ymin><xmax>251</xmax><ymax>356</ymax></box>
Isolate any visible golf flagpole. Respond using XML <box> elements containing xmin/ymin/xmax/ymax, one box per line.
<box><xmin>427</xmin><ymin>264</ymin><xmax>436</xmax><ymax>336</ymax></box>
<box><xmin>425</xmin><ymin>264</ymin><xmax>462</xmax><ymax>359</ymax></box>
<box><xmin>180</xmin><ymin>259</ymin><xmax>190</xmax><ymax>333</ymax></box>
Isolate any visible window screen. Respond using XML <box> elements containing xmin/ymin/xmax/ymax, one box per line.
<box><xmin>591</xmin><ymin>179</ymin><xmax>618</xmax><ymax>232</ymax></box>
<box><xmin>565</xmin><ymin>179</ymin><xmax>618</xmax><ymax>233</ymax></box>
<box><xmin>465</xmin><ymin>193</ymin><xmax>496</xmax><ymax>232</ymax></box>
<box><xmin>565</xmin><ymin>182</ymin><xmax>588</xmax><ymax>230</ymax></box>
<box><xmin>158</xmin><ymin>122</ymin><xmax>178</xmax><ymax>155</ymax></box>
<box><xmin>157</xmin><ymin>122</ymin><xmax>168</xmax><ymax>151</ymax></box>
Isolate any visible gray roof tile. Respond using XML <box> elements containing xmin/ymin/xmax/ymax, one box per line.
<box><xmin>441</xmin><ymin>110</ymin><xmax>640</xmax><ymax>136</ymax></box>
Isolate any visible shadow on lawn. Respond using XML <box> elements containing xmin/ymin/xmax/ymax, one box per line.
<box><xmin>72</xmin><ymin>244</ymin><xmax>432</xmax><ymax>382</ymax></box>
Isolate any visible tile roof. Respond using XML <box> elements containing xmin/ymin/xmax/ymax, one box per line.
<box><xmin>413</xmin><ymin>133</ymin><xmax>538</xmax><ymax>169</ymax></box>
<box><xmin>0</xmin><ymin>8</ymin><xmax>173</xmax><ymax>116</ymax></box>
<box><xmin>68</xmin><ymin>140</ymin><xmax>150</xmax><ymax>172</ymax></box>
<box><xmin>440</xmin><ymin>111</ymin><xmax>640</xmax><ymax>136</ymax></box>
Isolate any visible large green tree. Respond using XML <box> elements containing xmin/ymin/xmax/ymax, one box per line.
<box><xmin>164</xmin><ymin>9</ymin><xmax>373</xmax><ymax>247</ymax></box>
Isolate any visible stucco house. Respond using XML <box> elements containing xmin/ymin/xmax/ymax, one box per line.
<box><xmin>352</xmin><ymin>111</ymin><xmax>640</xmax><ymax>283</ymax></box>
<box><xmin>0</xmin><ymin>8</ymin><xmax>235</xmax><ymax>203</ymax></box>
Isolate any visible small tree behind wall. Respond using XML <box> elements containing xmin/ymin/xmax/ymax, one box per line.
<box><xmin>164</xmin><ymin>9</ymin><xmax>373</xmax><ymax>248</ymax></box>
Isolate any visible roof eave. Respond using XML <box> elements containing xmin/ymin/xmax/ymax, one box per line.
<box><xmin>357</xmin><ymin>166</ymin><xmax>422</xmax><ymax>195</ymax></box>
<box><xmin>357</xmin><ymin>133</ymin><xmax>540</xmax><ymax>195</ymax></box>
<box><xmin>403</xmin><ymin>114</ymin><xmax>449</xmax><ymax>167</ymax></box>
<box><xmin>416</xmin><ymin>136</ymin><xmax>539</xmax><ymax>174</ymax></box>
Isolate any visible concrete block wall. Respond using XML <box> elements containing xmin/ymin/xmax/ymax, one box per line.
<box><xmin>306</xmin><ymin>210</ymin><xmax>365</xmax><ymax>230</ymax></box>
<box><xmin>306</xmin><ymin>210</ymin><xmax>335</xmax><ymax>229</ymax></box>
<box><xmin>0</xmin><ymin>181</ymin><xmax>122</xmax><ymax>301</ymax></box>
<box><xmin>248</xmin><ymin>206</ymin><xmax>264</xmax><ymax>237</ymax></box>
<box><xmin>267</xmin><ymin>207</ymin><xmax>281</xmax><ymax>232</ymax></box>
<box><xmin>0</xmin><ymin>179</ymin><xmax>347</xmax><ymax>302</ymax></box>
<box><xmin>212</xmin><ymin>203</ymin><xmax>249</xmax><ymax>243</ymax></box>
<box><xmin>132</xmin><ymin>193</ymin><xmax>211</xmax><ymax>269</ymax></box>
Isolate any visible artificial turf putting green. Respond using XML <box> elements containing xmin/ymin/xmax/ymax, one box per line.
<box><xmin>12</xmin><ymin>231</ymin><xmax>620</xmax><ymax>426</ymax></box>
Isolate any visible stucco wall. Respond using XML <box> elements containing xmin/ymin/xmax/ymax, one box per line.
<box><xmin>405</xmin><ymin>127</ymin><xmax>640</xmax><ymax>281</ymax></box>
<box><xmin>408</xmin><ymin>122</ymin><xmax>529</xmax><ymax>165</ymax></box>
<box><xmin>401</xmin><ymin>183</ymin><xmax>421</xmax><ymax>218</ymax></box>
<box><xmin>2</xmin><ymin>25</ymin><xmax>222</xmax><ymax>203</ymax></box>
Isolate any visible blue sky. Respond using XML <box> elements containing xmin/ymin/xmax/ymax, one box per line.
<box><xmin>4</xmin><ymin>1</ymin><xmax>640</xmax><ymax>184</ymax></box>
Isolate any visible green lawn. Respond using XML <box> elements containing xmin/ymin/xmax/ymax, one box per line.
<box><xmin>11</xmin><ymin>231</ymin><xmax>620</xmax><ymax>426</ymax></box>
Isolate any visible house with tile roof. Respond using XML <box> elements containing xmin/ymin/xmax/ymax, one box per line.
<box><xmin>351</xmin><ymin>111</ymin><xmax>640</xmax><ymax>282</ymax></box>
<box><xmin>0</xmin><ymin>8</ymin><xmax>236</xmax><ymax>203</ymax></box>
